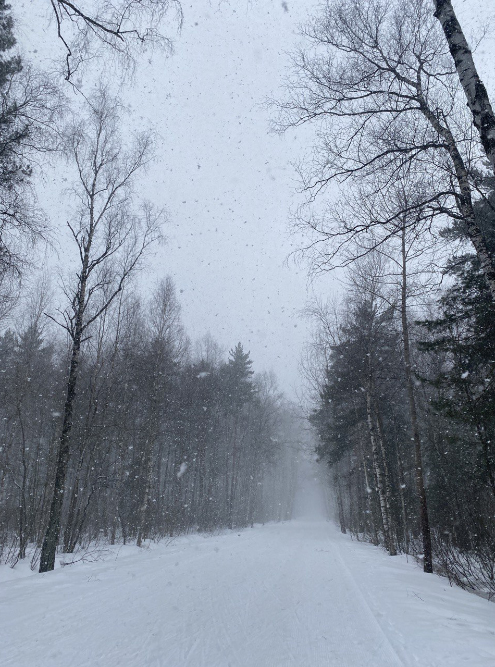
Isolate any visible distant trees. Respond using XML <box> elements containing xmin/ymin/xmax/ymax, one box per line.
<box><xmin>0</xmin><ymin>280</ymin><xmax>299</xmax><ymax>566</ymax></box>
<box><xmin>222</xmin><ymin>343</ymin><xmax>256</xmax><ymax>529</ymax></box>
<box><xmin>0</xmin><ymin>281</ymin><xmax>59</xmax><ymax>564</ymax></box>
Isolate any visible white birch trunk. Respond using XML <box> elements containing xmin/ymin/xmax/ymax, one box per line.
<box><xmin>433</xmin><ymin>0</ymin><xmax>495</xmax><ymax>177</ymax></box>
<box><xmin>366</xmin><ymin>388</ymin><xmax>394</xmax><ymax>555</ymax></box>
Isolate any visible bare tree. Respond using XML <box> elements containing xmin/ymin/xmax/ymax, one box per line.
<box><xmin>301</xmin><ymin>297</ymin><xmax>341</xmax><ymax>402</ymax></box>
<box><xmin>39</xmin><ymin>89</ymin><xmax>163</xmax><ymax>572</ymax></box>
<box><xmin>347</xmin><ymin>182</ymin><xmax>436</xmax><ymax>570</ymax></box>
<box><xmin>46</xmin><ymin>0</ymin><xmax>183</xmax><ymax>79</ymax></box>
<box><xmin>276</xmin><ymin>0</ymin><xmax>495</xmax><ymax>300</ymax></box>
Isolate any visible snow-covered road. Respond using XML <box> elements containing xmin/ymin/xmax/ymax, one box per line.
<box><xmin>2</xmin><ymin>463</ymin><xmax>495</xmax><ymax>666</ymax></box>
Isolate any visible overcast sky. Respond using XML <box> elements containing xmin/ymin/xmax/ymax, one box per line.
<box><xmin>17</xmin><ymin>0</ymin><xmax>495</xmax><ymax>399</ymax></box>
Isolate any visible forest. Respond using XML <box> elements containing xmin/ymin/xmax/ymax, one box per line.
<box><xmin>0</xmin><ymin>0</ymin><xmax>299</xmax><ymax>575</ymax></box>
<box><xmin>0</xmin><ymin>0</ymin><xmax>495</xmax><ymax>609</ymax></box>
<box><xmin>277</xmin><ymin>0</ymin><xmax>495</xmax><ymax>599</ymax></box>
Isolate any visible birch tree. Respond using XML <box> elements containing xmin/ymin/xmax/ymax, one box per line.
<box><xmin>39</xmin><ymin>89</ymin><xmax>162</xmax><ymax>572</ymax></box>
<box><xmin>277</xmin><ymin>0</ymin><xmax>495</xmax><ymax>301</ymax></box>
<box><xmin>45</xmin><ymin>0</ymin><xmax>182</xmax><ymax>79</ymax></box>
<box><xmin>433</xmin><ymin>0</ymin><xmax>495</xmax><ymax>178</ymax></box>
<box><xmin>352</xmin><ymin>183</ymin><xmax>437</xmax><ymax>572</ymax></box>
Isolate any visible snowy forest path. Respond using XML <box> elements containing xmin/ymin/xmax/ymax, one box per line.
<box><xmin>1</xmin><ymin>462</ymin><xmax>495</xmax><ymax>666</ymax></box>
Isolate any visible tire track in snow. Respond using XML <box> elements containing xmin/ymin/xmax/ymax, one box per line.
<box><xmin>3</xmin><ymin>513</ymin><xmax>493</xmax><ymax>666</ymax></box>
<box><xmin>327</xmin><ymin>532</ymin><xmax>406</xmax><ymax>667</ymax></box>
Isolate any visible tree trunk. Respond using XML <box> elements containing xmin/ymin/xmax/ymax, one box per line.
<box><xmin>417</xmin><ymin>87</ymin><xmax>495</xmax><ymax>302</ymax></box>
<box><xmin>360</xmin><ymin>439</ymin><xmax>378</xmax><ymax>545</ymax></box>
<box><xmin>374</xmin><ymin>407</ymin><xmax>397</xmax><ymax>556</ymax></box>
<box><xmin>136</xmin><ymin>436</ymin><xmax>156</xmax><ymax>547</ymax></box>
<box><xmin>39</xmin><ymin>253</ymin><xmax>89</xmax><ymax>572</ymax></box>
<box><xmin>39</xmin><ymin>329</ymin><xmax>83</xmax><ymax>572</ymax></box>
<box><xmin>400</xmin><ymin>226</ymin><xmax>433</xmax><ymax>573</ymax></box>
<box><xmin>366</xmin><ymin>386</ymin><xmax>395</xmax><ymax>555</ymax></box>
<box><xmin>228</xmin><ymin>416</ymin><xmax>239</xmax><ymax>530</ymax></box>
<box><xmin>395</xmin><ymin>443</ymin><xmax>409</xmax><ymax>555</ymax></box>
<box><xmin>334</xmin><ymin>463</ymin><xmax>347</xmax><ymax>534</ymax></box>
<box><xmin>62</xmin><ymin>475</ymin><xmax>79</xmax><ymax>554</ymax></box>
<box><xmin>433</xmin><ymin>0</ymin><xmax>495</xmax><ymax>177</ymax></box>
<box><xmin>17</xmin><ymin>408</ymin><xmax>28</xmax><ymax>560</ymax></box>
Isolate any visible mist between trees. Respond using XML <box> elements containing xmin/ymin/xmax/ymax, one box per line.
<box><xmin>0</xmin><ymin>277</ymin><xmax>301</xmax><ymax>569</ymax></box>
<box><xmin>0</xmin><ymin>83</ymin><xmax>300</xmax><ymax>565</ymax></box>
<box><xmin>0</xmin><ymin>1</ymin><xmax>302</xmax><ymax>573</ymax></box>
<box><xmin>276</xmin><ymin>0</ymin><xmax>495</xmax><ymax>597</ymax></box>
<box><xmin>3</xmin><ymin>0</ymin><xmax>495</xmax><ymax>599</ymax></box>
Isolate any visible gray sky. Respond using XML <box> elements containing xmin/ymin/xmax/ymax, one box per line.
<box><xmin>134</xmin><ymin>0</ymin><xmax>335</xmax><ymax>398</ymax></box>
<box><xmin>17</xmin><ymin>0</ymin><xmax>495</xmax><ymax>398</ymax></box>
<box><xmin>127</xmin><ymin>0</ymin><xmax>338</xmax><ymax>399</ymax></box>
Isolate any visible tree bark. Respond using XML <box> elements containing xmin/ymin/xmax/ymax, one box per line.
<box><xmin>360</xmin><ymin>437</ymin><xmax>378</xmax><ymax>545</ymax></box>
<box><xmin>38</xmin><ymin>325</ymin><xmax>83</xmax><ymax>572</ymax></box>
<box><xmin>366</xmin><ymin>385</ymin><xmax>395</xmax><ymax>555</ymax></box>
<box><xmin>136</xmin><ymin>435</ymin><xmax>156</xmax><ymax>547</ymax></box>
<box><xmin>416</xmin><ymin>87</ymin><xmax>495</xmax><ymax>302</ymax></box>
<box><xmin>39</xmin><ymin>245</ymin><xmax>90</xmax><ymax>572</ymax></box>
<box><xmin>433</xmin><ymin>0</ymin><xmax>495</xmax><ymax>178</ymax></box>
<box><xmin>374</xmin><ymin>406</ymin><xmax>397</xmax><ymax>556</ymax></box>
<box><xmin>17</xmin><ymin>408</ymin><xmax>28</xmax><ymax>560</ymax></box>
<box><xmin>334</xmin><ymin>463</ymin><xmax>347</xmax><ymax>534</ymax></box>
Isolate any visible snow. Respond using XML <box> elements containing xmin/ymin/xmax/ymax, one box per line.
<box><xmin>1</xmin><ymin>463</ymin><xmax>494</xmax><ymax>666</ymax></box>
<box><xmin>177</xmin><ymin>462</ymin><xmax>188</xmax><ymax>479</ymax></box>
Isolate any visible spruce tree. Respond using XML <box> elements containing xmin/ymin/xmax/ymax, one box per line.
<box><xmin>419</xmin><ymin>181</ymin><xmax>495</xmax><ymax>498</ymax></box>
<box><xmin>0</xmin><ymin>1</ymin><xmax>34</xmax><ymax>288</ymax></box>
<box><xmin>223</xmin><ymin>343</ymin><xmax>255</xmax><ymax>410</ymax></box>
<box><xmin>0</xmin><ymin>0</ymin><xmax>25</xmax><ymax>187</ymax></box>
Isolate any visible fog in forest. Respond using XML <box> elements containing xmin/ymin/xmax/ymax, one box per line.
<box><xmin>1</xmin><ymin>2</ymin><xmax>495</xmax><ymax>665</ymax></box>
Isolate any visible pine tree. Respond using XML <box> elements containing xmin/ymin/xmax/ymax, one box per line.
<box><xmin>0</xmin><ymin>0</ymin><xmax>28</xmax><ymax>194</ymax></box>
<box><xmin>0</xmin><ymin>1</ymin><xmax>53</xmax><ymax>301</ymax></box>
<box><xmin>223</xmin><ymin>343</ymin><xmax>255</xmax><ymax>410</ymax></box>
<box><xmin>0</xmin><ymin>1</ymin><xmax>25</xmax><ymax>281</ymax></box>
<box><xmin>419</xmin><ymin>180</ymin><xmax>495</xmax><ymax>499</ymax></box>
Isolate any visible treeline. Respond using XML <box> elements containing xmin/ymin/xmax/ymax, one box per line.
<box><xmin>277</xmin><ymin>0</ymin><xmax>495</xmax><ymax>596</ymax></box>
<box><xmin>0</xmin><ymin>278</ymin><xmax>298</xmax><ymax>567</ymax></box>
<box><xmin>308</xmin><ymin>231</ymin><xmax>495</xmax><ymax>597</ymax></box>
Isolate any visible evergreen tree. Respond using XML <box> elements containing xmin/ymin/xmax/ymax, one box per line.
<box><xmin>419</xmin><ymin>179</ymin><xmax>495</xmax><ymax>498</ymax></box>
<box><xmin>0</xmin><ymin>2</ymin><xmax>57</xmax><ymax>304</ymax></box>
<box><xmin>311</xmin><ymin>294</ymin><xmax>409</xmax><ymax>554</ymax></box>
<box><xmin>0</xmin><ymin>0</ymin><xmax>25</xmax><ymax>285</ymax></box>
<box><xmin>222</xmin><ymin>343</ymin><xmax>255</xmax><ymax>410</ymax></box>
